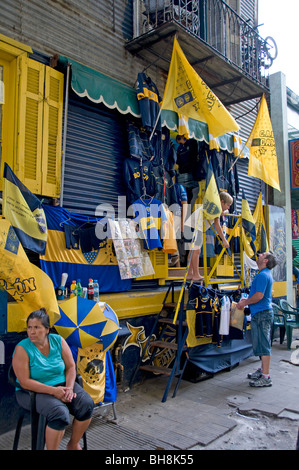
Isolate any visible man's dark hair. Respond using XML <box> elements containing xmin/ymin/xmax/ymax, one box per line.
<box><xmin>266</xmin><ymin>251</ymin><xmax>277</xmax><ymax>270</ymax></box>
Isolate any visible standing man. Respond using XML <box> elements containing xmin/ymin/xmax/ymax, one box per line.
<box><xmin>236</xmin><ymin>251</ymin><xmax>277</xmax><ymax>387</ymax></box>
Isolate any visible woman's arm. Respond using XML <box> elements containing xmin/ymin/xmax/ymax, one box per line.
<box><xmin>12</xmin><ymin>345</ymin><xmax>67</xmax><ymax>401</ymax></box>
<box><xmin>61</xmin><ymin>337</ymin><xmax>77</xmax><ymax>401</ymax></box>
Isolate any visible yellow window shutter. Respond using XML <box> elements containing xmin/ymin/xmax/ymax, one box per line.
<box><xmin>42</xmin><ymin>66</ymin><xmax>64</xmax><ymax>197</ymax></box>
<box><xmin>16</xmin><ymin>55</ymin><xmax>44</xmax><ymax>193</ymax></box>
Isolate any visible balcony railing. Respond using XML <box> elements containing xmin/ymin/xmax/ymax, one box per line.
<box><xmin>133</xmin><ymin>0</ymin><xmax>276</xmax><ymax>87</ymax></box>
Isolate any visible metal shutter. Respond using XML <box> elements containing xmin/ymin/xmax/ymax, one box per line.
<box><xmin>235</xmin><ymin>157</ymin><xmax>265</xmax><ymax>212</ymax></box>
<box><xmin>62</xmin><ymin>97</ymin><xmax>129</xmax><ymax>216</ymax></box>
<box><xmin>229</xmin><ymin>98</ymin><xmax>259</xmax><ymax>146</ymax></box>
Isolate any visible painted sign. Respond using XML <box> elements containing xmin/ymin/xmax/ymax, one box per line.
<box><xmin>289</xmin><ymin>139</ymin><xmax>299</xmax><ymax>189</ymax></box>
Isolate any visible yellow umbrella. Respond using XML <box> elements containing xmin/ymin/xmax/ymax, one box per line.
<box><xmin>55</xmin><ymin>296</ymin><xmax>119</xmax><ymax>351</ymax></box>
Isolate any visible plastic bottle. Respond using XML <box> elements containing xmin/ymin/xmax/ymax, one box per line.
<box><xmin>57</xmin><ymin>272</ymin><xmax>68</xmax><ymax>300</ymax></box>
<box><xmin>88</xmin><ymin>278</ymin><xmax>94</xmax><ymax>300</ymax></box>
<box><xmin>93</xmin><ymin>280</ymin><xmax>99</xmax><ymax>302</ymax></box>
<box><xmin>75</xmin><ymin>279</ymin><xmax>83</xmax><ymax>297</ymax></box>
<box><xmin>57</xmin><ymin>286</ymin><xmax>65</xmax><ymax>300</ymax></box>
<box><xmin>70</xmin><ymin>280</ymin><xmax>76</xmax><ymax>298</ymax></box>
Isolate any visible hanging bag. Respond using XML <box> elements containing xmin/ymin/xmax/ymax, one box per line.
<box><xmin>230</xmin><ymin>301</ymin><xmax>245</xmax><ymax>331</ymax></box>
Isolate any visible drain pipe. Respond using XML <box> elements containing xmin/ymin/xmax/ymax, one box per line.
<box><xmin>60</xmin><ymin>62</ymin><xmax>71</xmax><ymax>207</ymax></box>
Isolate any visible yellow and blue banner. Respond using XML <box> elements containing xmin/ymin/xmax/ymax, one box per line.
<box><xmin>2</xmin><ymin>163</ymin><xmax>47</xmax><ymax>255</ymax></box>
<box><xmin>241</xmin><ymin>190</ymin><xmax>257</xmax><ymax>259</ymax></box>
<box><xmin>0</xmin><ymin>218</ymin><xmax>60</xmax><ymax>330</ymax></box>
<box><xmin>246</xmin><ymin>94</ymin><xmax>280</xmax><ymax>191</ymax></box>
<box><xmin>40</xmin><ymin>205</ymin><xmax>131</xmax><ymax>292</ymax></box>
<box><xmin>202</xmin><ymin>160</ymin><xmax>222</xmax><ymax>220</ymax></box>
<box><xmin>253</xmin><ymin>192</ymin><xmax>269</xmax><ymax>253</ymax></box>
<box><xmin>70</xmin><ymin>347</ymin><xmax>116</xmax><ymax>405</ymax></box>
<box><xmin>161</xmin><ymin>36</ymin><xmax>240</xmax><ymax>138</ymax></box>
<box><xmin>54</xmin><ymin>296</ymin><xmax>119</xmax><ymax>351</ymax></box>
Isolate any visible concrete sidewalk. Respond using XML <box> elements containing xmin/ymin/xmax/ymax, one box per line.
<box><xmin>1</xmin><ymin>337</ymin><xmax>299</xmax><ymax>450</ymax></box>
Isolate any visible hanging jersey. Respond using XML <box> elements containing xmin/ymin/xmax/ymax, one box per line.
<box><xmin>127</xmin><ymin>122</ymin><xmax>155</xmax><ymax>161</ymax></box>
<box><xmin>123</xmin><ymin>158</ymin><xmax>157</xmax><ymax>205</ymax></box>
<box><xmin>132</xmin><ymin>197</ymin><xmax>167</xmax><ymax>250</ymax></box>
<box><xmin>152</xmin><ymin>167</ymin><xmax>178</xmax><ymax>207</ymax></box>
<box><xmin>175</xmin><ymin>184</ymin><xmax>188</xmax><ymax>205</ymax></box>
<box><xmin>150</xmin><ymin>127</ymin><xmax>177</xmax><ymax>174</ymax></box>
<box><xmin>219</xmin><ymin>295</ymin><xmax>231</xmax><ymax>336</ymax></box>
<box><xmin>136</xmin><ymin>73</ymin><xmax>162</xmax><ymax>131</ymax></box>
<box><xmin>195</xmin><ymin>294</ymin><xmax>214</xmax><ymax>338</ymax></box>
<box><xmin>212</xmin><ymin>296</ymin><xmax>222</xmax><ymax>347</ymax></box>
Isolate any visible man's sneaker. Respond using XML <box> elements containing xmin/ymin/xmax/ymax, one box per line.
<box><xmin>249</xmin><ymin>375</ymin><xmax>272</xmax><ymax>387</ymax></box>
<box><xmin>247</xmin><ymin>368</ymin><xmax>262</xmax><ymax>380</ymax></box>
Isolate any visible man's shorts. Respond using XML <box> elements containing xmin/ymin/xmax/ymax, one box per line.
<box><xmin>251</xmin><ymin>309</ymin><xmax>274</xmax><ymax>356</ymax></box>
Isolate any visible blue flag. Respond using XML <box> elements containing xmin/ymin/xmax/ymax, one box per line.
<box><xmin>39</xmin><ymin>204</ymin><xmax>131</xmax><ymax>293</ymax></box>
<box><xmin>241</xmin><ymin>190</ymin><xmax>257</xmax><ymax>258</ymax></box>
<box><xmin>2</xmin><ymin>163</ymin><xmax>47</xmax><ymax>254</ymax></box>
<box><xmin>0</xmin><ymin>219</ymin><xmax>59</xmax><ymax>331</ymax></box>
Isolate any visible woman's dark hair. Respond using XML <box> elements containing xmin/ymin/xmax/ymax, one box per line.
<box><xmin>27</xmin><ymin>308</ymin><xmax>50</xmax><ymax>329</ymax></box>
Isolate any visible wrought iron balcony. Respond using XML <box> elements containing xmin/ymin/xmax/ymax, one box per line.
<box><xmin>127</xmin><ymin>0</ymin><xmax>277</xmax><ymax>105</ymax></box>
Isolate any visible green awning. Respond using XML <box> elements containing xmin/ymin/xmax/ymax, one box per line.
<box><xmin>59</xmin><ymin>56</ymin><xmax>237</xmax><ymax>152</ymax></box>
<box><xmin>59</xmin><ymin>56</ymin><xmax>141</xmax><ymax>117</ymax></box>
<box><xmin>161</xmin><ymin>110</ymin><xmax>235</xmax><ymax>153</ymax></box>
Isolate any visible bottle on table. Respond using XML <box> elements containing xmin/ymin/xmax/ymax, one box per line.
<box><xmin>57</xmin><ymin>272</ymin><xmax>68</xmax><ymax>300</ymax></box>
<box><xmin>70</xmin><ymin>280</ymin><xmax>76</xmax><ymax>298</ymax></box>
<box><xmin>75</xmin><ymin>279</ymin><xmax>83</xmax><ymax>297</ymax></box>
<box><xmin>88</xmin><ymin>278</ymin><xmax>94</xmax><ymax>300</ymax></box>
<box><xmin>93</xmin><ymin>280</ymin><xmax>99</xmax><ymax>302</ymax></box>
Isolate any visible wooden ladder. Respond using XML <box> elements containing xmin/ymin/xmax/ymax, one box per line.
<box><xmin>130</xmin><ymin>281</ymin><xmax>189</xmax><ymax>402</ymax></box>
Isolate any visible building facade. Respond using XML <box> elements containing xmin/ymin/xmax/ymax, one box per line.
<box><xmin>0</xmin><ymin>0</ymin><xmax>290</xmax><ymax>432</ymax></box>
<box><xmin>0</xmin><ymin>0</ymin><xmax>269</xmax><ymax>213</ymax></box>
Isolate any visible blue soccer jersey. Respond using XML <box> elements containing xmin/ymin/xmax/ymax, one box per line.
<box><xmin>132</xmin><ymin>197</ymin><xmax>167</xmax><ymax>250</ymax></box>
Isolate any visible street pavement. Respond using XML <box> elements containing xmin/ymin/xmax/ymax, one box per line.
<box><xmin>1</xmin><ymin>334</ymin><xmax>299</xmax><ymax>451</ymax></box>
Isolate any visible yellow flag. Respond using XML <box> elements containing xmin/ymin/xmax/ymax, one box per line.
<box><xmin>0</xmin><ymin>218</ymin><xmax>60</xmax><ymax>331</ymax></box>
<box><xmin>253</xmin><ymin>193</ymin><xmax>269</xmax><ymax>253</ymax></box>
<box><xmin>202</xmin><ymin>160</ymin><xmax>222</xmax><ymax>220</ymax></box>
<box><xmin>76</xmin><ymin>344</ymin><xmax>106</xmax><ymax>404</ymax></box>
<box><xmin>161</xmin><ymin>36</ymin><xmax>240</xmax><ymax>138</ymax></box>
<box><xmin>233</xmin><ymin>135</ymin><xmax>243</xmax><ymax>158</ymax></box>
<box><xmin>241</xmin><ymin>191</ymin><xmax>257</xmax><ymax>259</ymax></box>
<box><xmin>209</xmin><ymin>134</ymin><xmax>220</xmax><ymax>151</ymax></box>
<box><xmin>246</xmin><ymin>94</ymin><xmax>280</xmax><ymax>191</ymax></box>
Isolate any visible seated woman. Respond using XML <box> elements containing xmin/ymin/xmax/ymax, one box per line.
<box><xmin>12</xmin><ymin>308</ymin><xmax>94</xmax><ymax>450</ymax></box>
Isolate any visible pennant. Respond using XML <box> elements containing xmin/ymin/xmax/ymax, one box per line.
<box><xmin>202</xmin><ymin>160</ymin><xmax>222</xmax><ymax>220</ymax></box>
<box><xmin>177</xmin><ymin>113</ymin><xmax>190</xmax><ymax>137</ymax></box>
<box><xmin>253</xmin><ymin>193</ymin><xmax>269</xmax><ymax>253</ymax></box>
<box><xmin>209</xmin><ymin>134</ymin><xmax>220</xmax><ymax>151</ymax></box>
<box><xmin>76</xmin><ymin>344</ymin><xmax>107</xmax><ymax>404</ymax></box>
<box><xmin>0</xmin><ymin>218</ymin><xmax>60</xmax><ymax>331</ymax></box>
<box><xmin>2</xmin><ymin>163</ymin><xmax>47</xmax><ymax>254</ymax></box>
<box><xmin>233</xmin><ymin>135</ymin><xmax>243</xmax><ymax>158</ymax></box>
<box><xmin>241</xmin><ymin>190</ymin><xmax>257</xmax><ymax>259</ymax></box>
<box><xmin>246</xmin><ymin>94</ymin><xmax>280</xmax><ymax>191</ymax></box>
<box><xmin>161</xmin><ymin>36</ymin><xmax>239</xmax><ymax>138</ymax></box>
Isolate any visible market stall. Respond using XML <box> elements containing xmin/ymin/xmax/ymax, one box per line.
<box><xmin>0</xmin><ymin>34</ymin><xmax>285</xmax><ymax>429</ymax></box>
